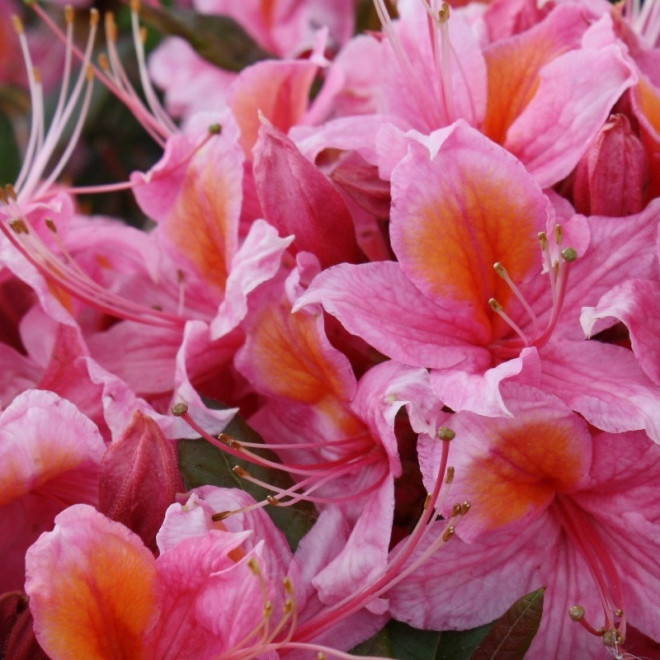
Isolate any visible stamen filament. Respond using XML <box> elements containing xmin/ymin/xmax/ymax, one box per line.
<box><xmin>291</xmin><ymin>434</ymin><xmax>455</xmax><ymax>643</ymax></box>
<box><xmin>493</xmin><ymin>261</ymin><xmax>539</xmax><ymax>335</ymax></box>
<box><xmin>489</xmin><ymin>298</ymin><xmax>530</xmax><ymax>346</ymax></box>
<box><xmin>554</xmin><ymin>496</ymin><xmax>626</xmax><ymax>640</ymax></box>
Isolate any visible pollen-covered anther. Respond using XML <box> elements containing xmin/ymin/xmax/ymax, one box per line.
<box><xmin>45</xmin><ymin>218</ymin><xmax>57</xmax><ymax>233</ymax></box>
<box><xmin>266</xmin><ymin>495</ymin><xmax>280</xmax><ymax>506</ymax></box>
<box><xmin>104</xmin><ymin>11</ymin><xmax>117</xmax><ymax>42</ymax></box>
<box><xmin>489</xmin><ymin>298</ymin><xmax>503</xmax><ymax>312</ymax></box>
<box><xmin>451</xmin><ymin>503</ymin><xmax>463</xmax><ymax>517</ymax></box>
<box><xmin>445</xmin><ymin>466</ymin><xmax>455</xmax><ymax>484</ymax></box>
<box><xmin>218</xmin><ymin>433</ymin><xmax>242</xmax><ymax>449</ymax></box>
<box><xmin>283</xmin><ymin>575</ymin><xmax>294</xmax><ymax>591</ymax></box>
<box><xmin>9</xmin><ymin>219</ymin><xmax>28</xmax><ymax>235</ymax></box>
<box><xmin>211</xmin><ymin>510</ymin><xmax>231</xmax><ymax>521</ymax></box>
<box><xmin>11</xmin><ymin>14</ymin><xmax>24</xmax><ymax>34</ymax></box>
<box><xmin>569</xmin><ymin>605</ymin><xmax>586</xmax><ymax>621</ymax></box>
<box><xmin>538</xmin><ymin>231</ymin><xmax>548</xmax><ymax>250</ymax></box>
<box><xmin>232</xmin><ymin>465</ymin><xmax>249</xmax><ymax>478</ymax></box>
<box><xmin>97</xmin><ymin>53</ymin><xmax>110</xmax><ymax>72</ymax></box>
<box><xmin>423</xmin><ymin>493</ymin><xmax>432</xmax><ymax>510</ymax></box>
<box><xmin>460</xmin><ymin>501</ymin><xmax>471</xmax><ymax>515</ymax></box>
<box><xmin>64</xmin><ymin>4</ymin><xmax>74</xmax><ymax>24</ymax></box>
<box><xmin>437</xmin><ymin>426</ymin><xmax>456</xmax><ymax>441</ymax></box>
<box><xmin>170</xmin><ymin>402</ymin><xmax>188</xmax><ymax>416</ymax></box>
<box><xmin>602</xmin><ymin>628</ymin><xmax>624</xmax><ymax>647</ymax></box>
<box><xmin>442</xmin><ymin>525</ymin><xmax>455</xmax><ymax>542</ymax></box>
<box><xmin>438</xmin><ymin>1</ymin><xmax>450</xmax><ymax>22</ymax></box>
<box><xmin>4</xmin><ymin>184</ymin><xmax>17</xmax><ymax>201</ymax></box>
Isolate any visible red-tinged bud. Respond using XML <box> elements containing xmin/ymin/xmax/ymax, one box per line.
<box><xmin>573</xmin><ymin>114</ymin><xmax>648</xmax><ymax>216</ymax></box>
<box><xmin>99</xmin><ymin>411</ymin><xmax>183</xmax><ymax>552</ymax></box>
<box><xmin>0</xmin><ymin>592</ymin><xmax>48</xmax><ymax>660</ymax></box>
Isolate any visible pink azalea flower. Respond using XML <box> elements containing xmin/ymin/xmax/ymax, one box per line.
<box><xmin>0</xmin><ymin>389</ymin><xmax>105</xmax><ymax>593</ymax></box>
<box><xmin>24</xmin><ymin>494</ymin><xmax>392</xmax><ymax>659</ymax></box>
<box><xmin>297</xmin><ymin>121</ymin><xmax>660</xmax><ymax>440</ymax></box>
<box><xmin>388</xmin><ymin>384</ymin><xmax>660</xmax><ymax>658</ymax></box>
<box><xmin>371</xmin><ymin>0</ymin><xmax>635</xmax><ymax>186</ymax></box>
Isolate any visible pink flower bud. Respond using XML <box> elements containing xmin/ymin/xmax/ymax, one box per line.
<box><xmin>99</xmin><ymin>411</ymin><xmax>183</xmax><ymax>552</ymax></box>
<box><xmin>573</xmin><ymin>114</ymin><xmax>648</xmax><ymax>216</ymax></box>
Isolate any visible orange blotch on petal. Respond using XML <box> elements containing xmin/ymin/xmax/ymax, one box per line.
<box><xmin>244</xmin><ymin>302</ymin><xmax>355</xmax><ymax>404</ymax></box>
<box><xmin>26</xmin><ymin>505</ymin><xmax>157</xmax><ymax>660</ymax></box>
<box><xmin>392</xmin><ymin>128</ymin><xmax>547</xmax><ymax>338</ymax></box>
<box><xmin>482</xmin><ymin>5</ymin><xmax>589</xmax><ymax>144</ymax></box>
<box><xmin>467</xmin><ymin>413</ymin><xmax>591</xmax><ymax>532</ymax></box>
<box><xmin>166</xmin><ymin>162</ymin><xmax>234</xmax><ymax>292</ymax></box>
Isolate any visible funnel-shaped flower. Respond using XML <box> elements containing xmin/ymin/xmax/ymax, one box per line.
<box><xmin>298</xmin><ymin>122</ymin><xmax>660</xmax><ymax>438</ymax></box>
<box><xmin>388</xmin><ymin>384</ymin><xmax>660</xmax><ymax>658</ymax></box>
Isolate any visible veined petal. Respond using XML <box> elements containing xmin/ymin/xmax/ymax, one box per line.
<box><xmin>422</xmin><ymin>385</ymin><xmax>592</xmax><ymax>540</ymax></box>
<box><xmin>25</xmin><ymin>504</ymin><xmax>157</xmax><ymax>660</ymax></box>
<box><xmin>296</xmin><ymin>261</ymin><xmax>490</xmax><ymax>369</ymax></box>
<box><xmin>132</xmin><ymin>112</ymin><xmax>243</xmax><ymax>293</ymax></box>
<box><xmin>0</xmin><ymin>390</ymin><xmax>104</xmax><ymax>505</ymax></box>
<box><xmin>482</xmin><ymin>4</ymin><xmax>592</xmax><ymax>145</ymax></box>
<box><xmin>581</xmin><ymin>279</ymin><xmax>660</xmax><ymax>385</ymax></box>
<box><xmin>253</xmin><ymin>122</ymin><xmax>363</xmax><ymax>268</ymax></box>
<box><xmin>228</xmin><ymin>59</ymin><xmax>318</xmax><ymax>156</ymax></box>
<box><xmin>236</xmin><ymin>292</ymin><xmax>356</xmax><ymax>405</ymax></box>
<box><xmin>390</xmin><ymin>121</ymin><xmax>547</xmax><ymax>328</ymax></box>
<box><xmin>210</xmin><ymin>218</ymin><xmax>294</xmax><ymax>339</ymax></box>
<box><xmin>540</xmin><ymin>340</ymin><xmax>660</xmax><ymax>443</ymax></box>
<box><xmin>505</xmin><ymin>44</ymin><xmax>636</xmax><ymax>187</ymax></box>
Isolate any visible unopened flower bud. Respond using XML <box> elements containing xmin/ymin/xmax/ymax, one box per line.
<box><xmin>572</xmin><ymin>114</ymin><xmax>648</xmax><ymax>216</ymax></box>
<box><xmin>99</xmin><ymin>410</ymin><xmax>183</xmax><ymax>551</ymax></box>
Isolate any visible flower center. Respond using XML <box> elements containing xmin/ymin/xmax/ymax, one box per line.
<box><xmin>488</xmin><ymin>224</ymin><xmax>577</xmax><ymax>359</ymax></box>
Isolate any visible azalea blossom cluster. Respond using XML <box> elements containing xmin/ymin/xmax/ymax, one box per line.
<box><xmin>1</xmin><ymin>0</ymin><xmax>660</xmax><ymax>658</ymax></box>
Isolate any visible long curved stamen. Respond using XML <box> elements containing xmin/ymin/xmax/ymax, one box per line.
<box><xmin>29</xmin><ymin>2</ymin><xmax>174</xmax><ymax>144</ymax></box>
<box><xmin>372</xmin><ymin>0</ymin><xmax>443</xmax><ymax>128</ymax></box>
<box><xmin>0</xmin><ymin>209</ymin><xmax>186</xmax><ymax>327</ymax></box>
<box><xmin>490</xmin><ymin>226</ymin><xmax>577</xmax><ymax>357</ymax></box>
<box><xmin>489</xmin><ymin>297</ymin><xmax>530</xmax><ymax>346</ymax></box>
<box><xmin>420</xmin><ymin>0</ymin><xmax>455</xmax><ymax>121</ymax></box>
<box><xmin>290</xmin><ymin>428</ymin><xmax>462</xmax><ymax>643</ymax></box>
<box><xmin>129</xmin><ymin>0</ymin><xmax>178</xmax><ymax>136</ymax></box>
<box><xmin>176</xmin><ymin>406</ymin><xmax>384</xmax><ymax>478</ymax></box>
<box><xmin>12</xmin><ymin>16</ymin><xmax>45</xmax><ymax>193</ymax></box>
<box><xmin>175</xmin><ymin>404</ymin><xmax>390</xmax><ymax>516</ymax></box>
<box><xmin>494</xmin><ymin>261</ymin><xmax>539</xmax><ymax>336</ymax></box>
<box><xmin>216</xmin><ymin>456</ymin><xmax>387</xmax><ymax>517</ymax></box>
<box><xmin>554</xmin><ymin>496</ymin><xmax>627</xmax><ymax>653</ymax></box>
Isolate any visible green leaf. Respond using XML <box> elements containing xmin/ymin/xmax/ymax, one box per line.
<box><xmin>470</xmin><ymin>587</ymin><xmax>545</xmax><ymax>660</ymax></box>
<box><xmin>177</xmin><ymin>412</ymin><xmax>317</xmax><ymax>551</ymax></box>
<box><xmin>378</xmin><ymin>621</ymin><xmax>491</xmax><ymax>660</ymax></box>
<box><xmin>137</xmin><ymin>4</ymin><xmax>275</xmax><ymax>71</ymax></box>
<box><xmin>351</xmin><ymin>626</ymin><xmax>395</xmax><ymax>658</ymax></box>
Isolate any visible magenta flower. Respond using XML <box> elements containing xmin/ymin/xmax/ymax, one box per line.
<box><xmin>298</xmin><ymin>121</ymin><xmax>660</xmax><ymax>439</ymax></box>
<box><xmin>388</xmin><ymin>384</ymin><xmax>660</xmax><ymax>658</ymax></box>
